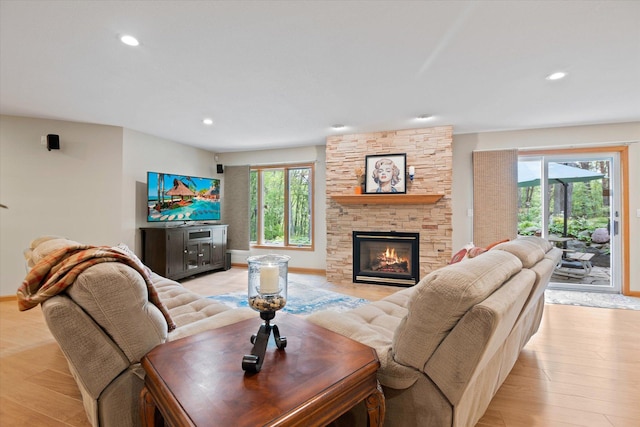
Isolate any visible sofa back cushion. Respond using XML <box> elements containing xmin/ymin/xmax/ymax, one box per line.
<box><xmin>491</xmin><ymin>236</ymin><xmax>552</xmax><ymax>268</ymax></box>
<box><xmin>392</xmin><ymin>250</ymin><xmax>523</xmax><ymax>371</ymax></box>
<box><xmin>424</xmin><ymin>268</ymin><xmax>536</xmax><ymax>405</ymax></box>
<box><xmin>66</xmin><ymin>262</ymin><xmax>168</xmax><ymax>363</ymax></box>
<box><xmin>24</xmin><ymin>236</ymin><xmax>82</xmax><ymax>269</ymax></box>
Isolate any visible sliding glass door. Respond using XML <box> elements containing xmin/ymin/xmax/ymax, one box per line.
<box><xmin>518</xmin><ymin>153</ymin><xmax>621</xmax><ymax>293</ymax></box>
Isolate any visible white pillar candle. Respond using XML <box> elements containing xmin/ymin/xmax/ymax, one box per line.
<box><xmin>260</xmin><ymin>265</ymin><xmax>280</xmax><ymax>293</ymax></box>
<box><xmin>408</xmin><ymin>166</ymin><xmax>415</xmax><ymax>175</ymax></box>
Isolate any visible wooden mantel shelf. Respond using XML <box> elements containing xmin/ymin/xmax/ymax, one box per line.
<box><xmin>331</xmin><ymin>194</ymin><xmax>444</xmax><ymax>205</ymax></box>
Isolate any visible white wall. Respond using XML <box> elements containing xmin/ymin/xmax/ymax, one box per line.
<box><xmin>0</xmin><ymin>115</ymin><xmax>124</xmax><ymax>296</ymax></box>
<box><xmin>218</xmin><ymin>145</ymin><xmax>327</xmax><ymax>271</ymax></box>
<box><xmin>0</xmin><ymin>116</ymin><xmax>218</xmax><ymax>297</ymax></box>
<box><xmin>122</xmin><ymin>128</ymin><xmax>217</xmax><ymax>255</ymax></box>
<box><xmin>452</xmin><ymin>122</ymin><xmax>640</xmax><ymax>293</ymax></box>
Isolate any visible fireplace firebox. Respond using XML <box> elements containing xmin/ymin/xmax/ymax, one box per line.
<box><xmin>353</xmin><ymin>231</ymin><xmax>419</xmax><ymax>286</ymax></box>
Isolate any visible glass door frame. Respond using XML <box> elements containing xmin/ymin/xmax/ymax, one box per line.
<box><xmin>519</xmin><ymin>146</ymin><xmax>629</xmax><ymax>294</ymax></box>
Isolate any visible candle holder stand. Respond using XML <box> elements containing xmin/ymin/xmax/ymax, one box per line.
<box><xmin>242</xmin><ymin>311</ymin><xmax>286</xmax><ymax>373</ymax></box>
<box><xmin>242</xmin><ymin>254</ymin><xmax>290</xmax><ymax>373</ymax></box>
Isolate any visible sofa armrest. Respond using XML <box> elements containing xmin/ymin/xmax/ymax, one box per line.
<box><xmin>42</xmin><ymin>295</ymin><xmax>129</xmax><ymax>399</ymax></box>
<box><xmin>66</xmin><ymin>262</ymin><xmax>168</xmax><ymax>363</ymax></box>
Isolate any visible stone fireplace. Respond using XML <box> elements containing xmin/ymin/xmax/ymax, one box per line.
<box><xmin>353</xmin><ymin>231</ymin><xmax>419</xmax><ymax>286</ymax></box>
<box><xmin>325</xmin><ymin>126</ymin><xmax>453</xmax><ymax>285</ymax></box>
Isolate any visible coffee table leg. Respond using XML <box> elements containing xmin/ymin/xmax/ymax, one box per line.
<box><xmin>140</xmin><ymin>386</ymin><xmax>163</xmax><ymax>427</ymax></box>
<box><xmin>365</xmin><ymin>381</ymin><xmax>385</xmax><ymax>427</ymax></box>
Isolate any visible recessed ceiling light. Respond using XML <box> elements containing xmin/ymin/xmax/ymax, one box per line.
<box><xmin>202</xmin><ymin>118</ymin><xmax>214</xmax><ymax>126</ymax></box>
<box><xmin>120</xmin><ymin>35</ymin><xmax>140</xmax><ymax>47</ymax></box>
<box><xmin>331</xmin><ymin>124</ymin><xmax>346</xmax><ymax>129</ymax></box>
<box><xmin>546</xmin><ymin>71</ymin><xmax>567</xmax><ymax>81</ymax></box>
<box><xmin>416</xmin><ymin>114</ymin><xmax>433</xmax><ymax>121</ymax></box>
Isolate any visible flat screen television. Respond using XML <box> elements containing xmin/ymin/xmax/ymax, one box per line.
<box><xmin>147</xmin><ymin>171</ymin><xmax>221</xmax><ymax>222</ymax></box>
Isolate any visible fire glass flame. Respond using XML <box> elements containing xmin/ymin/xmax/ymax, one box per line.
<box><xmin>372</xmin><ymin>246</ymin><xmax>410</xmax><ymax>273</ymax></box>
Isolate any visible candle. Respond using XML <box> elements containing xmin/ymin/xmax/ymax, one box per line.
<box><xmin>260</xmin><ymin>265</ymin><xmax>280</xmax><ymax>294</ymax></box>
<box><xmin>408</xmin><ymin>166</ymin><xmax>415</xmax><ymax>175</ymax></box>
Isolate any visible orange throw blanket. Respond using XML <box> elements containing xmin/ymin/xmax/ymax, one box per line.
<box><xmin>17</xmin><ymin>244</ymin><xmax>176</xmax><ymax>331</ymax></box>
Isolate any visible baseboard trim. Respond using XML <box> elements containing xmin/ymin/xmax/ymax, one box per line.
<box><xmin>0</xmin><ymin>295</ymin><xmax>17</xmax><ymax>302</ymax></box>
<box><xmin>230</xmin><ymin>263</ymin><xmax>326</xmax><ymax>276</ymax></box>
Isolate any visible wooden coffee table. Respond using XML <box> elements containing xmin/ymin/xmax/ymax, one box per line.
<box><xmin>140</xmin><ymin>313</ymin><xmax>384</xmax><ymax>426</ymax></box>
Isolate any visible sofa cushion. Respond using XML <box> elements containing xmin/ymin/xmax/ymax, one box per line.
<box><xmin>114</xmin><ymin>243</ymin><xmax>152</xmax><ymax>276</ymax></box>
<box><xmin>27</xmin><ymin>236</ymin><xmax>82</xmax><ymax>266</ymax></box>
<box><xmin>491</xmin><ymin>236</ymin><xmax>552</xmax><ymax>268</ymax></box>
<box><xmin>392</xmin><ymin>250</ymin><xmax>523</xmax><ymax>371</ymax></box>
<box><xmin>30</xmin><ymin>234</ymin><xmax>67</xmax><ymax>249</ymax></box>
<box><xmin>307</xmin><ymin>285</ymin><xmax>420</xmax><ymax>388</ymax></box>
<box><xmin>149</xmin><ymin>273</ymin><xmax>255</xmax><ymax>340</ymax></box>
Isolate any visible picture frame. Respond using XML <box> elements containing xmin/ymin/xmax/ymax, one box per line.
<box><xmin>364</xmin><ymin>153</ymin><xmax>407</xmax><ymax>194</ymax></box>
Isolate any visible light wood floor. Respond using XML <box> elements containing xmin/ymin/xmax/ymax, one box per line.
<box><xmin>1</xmin><ymin>268</ymin><xmax>638</xmax><ymax>426</ymax></box>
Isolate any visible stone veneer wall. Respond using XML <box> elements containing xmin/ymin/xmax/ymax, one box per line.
<box><xmin>325</xmin><ymin>126</ymin><xmax>453</xmax><ymax>285</ymax></box>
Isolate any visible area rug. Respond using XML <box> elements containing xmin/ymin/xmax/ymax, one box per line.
<box><xmin>545</xmin><ymin>289</ymin><xmax>640</xmax><ymax>311</ymax></box>
<box><xmin>209</xmin><ymin>282</ymin><xmax>369</xmax><ymax>315</ymax></box>
<box><xmin>210</xmin><ymin>284</ymin><xmax>640</xmax><ymax>313</ymax></box>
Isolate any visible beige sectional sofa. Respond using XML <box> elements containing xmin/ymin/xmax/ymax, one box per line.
<box><xmin>21</xmin><ymin>237</ymin><xmax>255</xmax><ymax>427</ymax></box>
<box><xmin>21</xmin><ymin>235</ymin><xmax>559</xmax><ymax>427</ymax></box>
<box><xmin>307</xmin><ymin>236</ymin><xmax>561</xmax><ymax>427</ymax></box>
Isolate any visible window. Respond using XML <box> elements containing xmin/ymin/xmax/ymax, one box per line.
<box><xmin>250</xmin><ymin>164</ymin><xmax>314</xmax><ymax>249</ymax></box>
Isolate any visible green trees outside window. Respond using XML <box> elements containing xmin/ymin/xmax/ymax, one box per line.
<box><xmin>250</xmin><ymin>164</ymin><xmax>313</xmax><ymax>248</ymax></box>
<box><xmin>518</xmin><ymin>160</ymin><xmax>610</xmax><ymax>241</ymax></box>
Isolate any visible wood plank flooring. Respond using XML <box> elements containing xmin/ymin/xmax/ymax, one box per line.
<box><xmin>1</xmin><ymin>268</ymin><xmax>638</xmax><ymax>426</ymax></box>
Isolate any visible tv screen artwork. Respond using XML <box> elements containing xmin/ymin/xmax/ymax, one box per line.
<box><xmin>147</xmin><ymin>171</ymin><xmax>221</xmax><ymax>222</ymax></box>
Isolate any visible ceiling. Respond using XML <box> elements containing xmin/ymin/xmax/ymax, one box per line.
<box><xmin>1</xmin><ymin>1</ymin><xmax>639</xmax><ymax>153</ymax></box>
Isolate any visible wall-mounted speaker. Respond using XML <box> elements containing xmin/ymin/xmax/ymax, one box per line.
<box><xmin>47</xmin><ymin>134</ymin><xmax>60</xmax><ymax>151</ymax></box>
<box><xmin>216</xmin><ymin>164</ymin><xmax>224</xmax><ymax>174</ymax></box>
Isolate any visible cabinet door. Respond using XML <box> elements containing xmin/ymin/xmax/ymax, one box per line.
<box><xmin>185</xmin><ymin>242</ymin><xmax>201</xmax><ymax>270</ymax></box>
<box><xmin>200</xmin><ymin>242</ymin><xmax>213</xmax><ymax>267</ymax></box>
<box><xmin>167</xmin><ymin>229</ymin><xmax>186</xmax><ymax>276</ymax></box>
<box><xmin>211</xmin><ymin>227</ymin><xmax>225</xmax><ymax>266</ymax></box>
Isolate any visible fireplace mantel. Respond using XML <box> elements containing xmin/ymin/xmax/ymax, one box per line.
<box><xmin>331</xmin><ymin>194</ymin><xmax>444</xmax><ymax>205</ymax></box>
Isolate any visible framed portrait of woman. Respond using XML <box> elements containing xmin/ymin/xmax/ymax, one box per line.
<box><xmin>364</xmin><ymin>153</ymin><xmax>407</xmax><ymax>194</ymax></box>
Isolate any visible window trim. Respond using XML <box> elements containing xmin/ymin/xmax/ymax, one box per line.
<box><xmin>250</xmin><ymin>163</ymin><xmax>315</xmax><ymax>251</ymax></box>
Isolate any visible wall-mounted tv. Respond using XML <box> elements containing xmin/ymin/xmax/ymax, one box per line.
<box><xmin>147</xmin><ymin>171</ymin><xmax>221</xmax><ymax>222</ymax></box>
